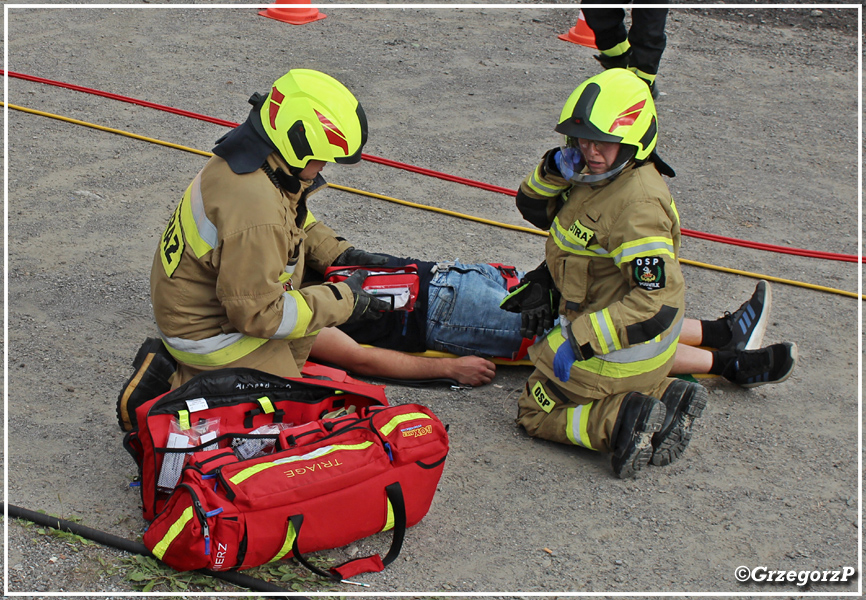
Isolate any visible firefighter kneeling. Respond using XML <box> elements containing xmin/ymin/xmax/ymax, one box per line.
<box><xmin>503</xmin><ymin>68</ymin><xmax>707</xmax><ymax>478</ymax></box>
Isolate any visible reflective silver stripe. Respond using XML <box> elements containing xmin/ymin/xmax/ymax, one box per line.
<box><xmin>528</xmin><ymin>166</ymin><xmax>569</xmax><ymax>197</ymax></box>
<box><xmin>612</xmin><ymin>238</ymin><xmax>675</xmax><ymax>266</ymax></box>
<box><xmin>592</xmin><ymin>310</ymin><xmax>618</xmax><ymax>353</ymax></box>
<box><xmin>161</xmin><ymin>329</ymin><xmax>247</xmax><ymax>355</ymax></box>
<box><xmin>569</xmin><ymin>404</ymin><xmax>593</xmax><ymax>449</ymax></box>
<box><xmin>189</xmin><ymin>172</ymin><xmax>218</xmax><ymax>250</ymax></box>
<box><xmin>550</xmin><ymin>222</ymin><xmax>609</xmax><ymax>256</ymax></box>
<box><xmin>595</xmin><ymin>318</ymin><xmax>682</xmax><ymax>364</ymax></box>
<box><xmin>273</xmin><ymin>292</ymin><xmax>301</xmax><ymax>339</ymax></box>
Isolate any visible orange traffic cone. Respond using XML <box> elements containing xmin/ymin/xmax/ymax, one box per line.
<box><xmin>259</xmin><ymin>0</ymin><xmax>326</xmax><ymax>25</ymax></box>
<box><xmin>558</xmin><ymin>10</ymin><xmax>597</xmax><ymax>48</ymax></box>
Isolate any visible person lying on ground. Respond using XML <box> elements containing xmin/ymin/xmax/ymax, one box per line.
<box><xmin>309</xmin><ymin>257</ymin><xmax>796</xmax><ymax>388</ymax></box>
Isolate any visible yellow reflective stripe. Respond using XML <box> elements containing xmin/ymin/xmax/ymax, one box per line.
<box><xmin>151</xmin><ymin>506</ymin><xmax>194</xmax><ymax>560</ymax></box>
<box><xmin>526</xmin><ymin>165</ymin><xmax>568</xmax><ymax>197</ymax></box>
<box><xmin>163</xmin><ymin>335</ymin><xmax>269</xmax><ymax>368</ymax></box>
<box><xmin>589</xmin><ymin>309</ymin><xmax>622</xmax><ymax>354</ymax></box>
<box><xmin>258</xmin><ymin>397</ymin><xmax>274</xmax><ymax>414</ymax></box>
<box><xmin>610</xmin><ymin>235</ymin><xmax>675</xmax><ymax>266</ymax></box>
<box><xmin>565</xmin><ymin>404</ymin><xmax>595</xmax><ymax>450</ymax></box>
<box><xmin>177</xmin><ymin>410</ymin><xmax>191</xmax><ymax>431</ymax></box>
<box><xmin>550</xmin><ymin>217</ymin><xmax>608</xmax><ymax>257</ymax></box>
<box><xmin>268</xmin><ymin>520</ymin><xmax>297</xmax><ymax>563</ymax></box>
<box><xmin>277</xmin><ymin>290</ymin><xmax>313</xmax><ymax>339</ymax></box>
<box><xmin>670</xmin><ymin>197</ymin><xmax>680</xmax><ymax>226</ymax></box>
<box><xmin>589</xmin><ymin>313</ymin><xmax>609</xmax><ymax>354</ymax></box>
<box><xmin>601</xmin><ymin>40</ymin><xmax>631</xmax><ymax>58</ymax></box>
<box><xmin>278</xmin><ymin>271</ymin><xmax>292</xmax><ymax>285</ymax></box>
<box><xmin>546</xmin><ymin>325</ymin><xmax>679</xmax><ymax>378</ymax></box>
<box><xmin>382</xmin><ymin>498</ymin><xmax>394</xmax><ymax>532</ymax></box>
<box><xmin>178</xmin><ymin>173</ymin><xmax>217</xmax><ymax>259</ymax></box>
<box><xmin>230</xmin><ymin>441</ymin><xmax>374</xmax><ymax>485</ymax></box>
<box><xmin>229</xmin><ymin>461</ymin><xmax>276</xmax><ymax>485</ymax></box>
<box><xmin>379</xmin><ymin>412</ymin><xmax>431</xmax><ymax>436</ymax></box>
<box><xmin>303</xmin><ymin>210</ymin><xmax>317</xmax><ymax>228</ymax></box>
<box><xmin>632</xmin><ymin>67</ymin><xmax>656</xmax><ymax>85</ymax></box>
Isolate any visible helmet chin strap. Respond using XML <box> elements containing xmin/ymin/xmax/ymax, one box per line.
<box><xmin>569</xmin><ymin>159</ymin><xmax>631</xmax><ymax>184</ymax></box>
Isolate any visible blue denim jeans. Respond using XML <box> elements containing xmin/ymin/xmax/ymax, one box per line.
<box><xmin>425</xmin><ymin>262</ymin><xmax>525</xmax><ymax>358</ymax></box>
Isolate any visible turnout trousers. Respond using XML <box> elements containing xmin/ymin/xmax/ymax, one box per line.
<box><xmin>517</xmin><ymin>368</ymin><xmax>677</xmax><ymax>453</ymax></box>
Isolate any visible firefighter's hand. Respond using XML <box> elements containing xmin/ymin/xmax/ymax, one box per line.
<box><xmin>333</xmin><ymin>247</ymin><xmax>389</xmax><ymax>267</ymax></box>
<box><xmin>499</xmin><ymin>263</ymin><xmax>558</xmax><ymax>338</ymax></box>
<box><xmin>553</xmin><ymin>324</ymin><xmax>593</xmax><ymax>382</ymax></box>
<box><xmin>343</xmin><ymin>270</ymin><xmax>391</xmax><ymax>324</ymax></box>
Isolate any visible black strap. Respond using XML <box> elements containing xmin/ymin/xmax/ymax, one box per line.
<box><xmin>379</xmin><ymin>482</ymin><xmax>407</xmax><ymax>567</ymax></box>
<box><xmin>288</xmin><ymin>481</ymin><xmax>407</xmax><ymax>580</ymax></box>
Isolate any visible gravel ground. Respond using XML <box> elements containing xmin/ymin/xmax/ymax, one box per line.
<box><xmin>2</xmin><ymin>2</ymin><xmax>861</xmax><ymax>597</ymax></box>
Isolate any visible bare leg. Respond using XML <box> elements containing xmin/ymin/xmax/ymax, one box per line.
<box><xmin>670</xmin><ymin>342</ymin><xmax>713</xmax><ymax>375</ymax></box>
<box><xmin>679</xmin><ymin>318</ymin><xmax>703</xmax><ymax>347</ymax></box>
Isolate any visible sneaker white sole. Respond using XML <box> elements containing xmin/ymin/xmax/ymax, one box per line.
<box><xmin>743</xmin><ymin>280</ymin><xmax>771</xmax><ymax>350</ymax></box>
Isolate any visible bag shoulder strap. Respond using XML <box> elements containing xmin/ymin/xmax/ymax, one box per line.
<box><xmin>289</xmin><ymin>481</ymin><xmax>406</xmax><ymax>582</ymax></box>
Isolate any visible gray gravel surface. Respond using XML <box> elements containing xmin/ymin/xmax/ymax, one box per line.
<box><xmin>3</xmin><ymin>2</ymin><xmax>861</xmax><ymax>597</ymax></box>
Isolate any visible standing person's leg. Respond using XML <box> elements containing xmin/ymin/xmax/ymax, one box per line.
<box><xmin>581</xmin><ymin>7</ymin><xmax>632</xmax><ymax>68</ymax></box>
<box><xmin>627</xmin><ymin>8</ymin><xmax>669</xmax><ymax>87</ymax></box>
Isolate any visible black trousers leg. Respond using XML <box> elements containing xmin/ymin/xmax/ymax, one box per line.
<box><xmin>629</xmin><ymin>8</ymin><xmax>668</xmax><ymax>76</ymax></box>
<box><xmin>580</xmin><ymin>7</ymin><xmax>628</xmax><ymax>53</ymax></box>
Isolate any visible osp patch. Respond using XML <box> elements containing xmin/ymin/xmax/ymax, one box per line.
<box><xmin>531</xmin><ymin>382</ymin><xmax>555</xmax><ymax>414</ymax></box>
<box><xmin>632</xmin><ymin>256</ymin><xmax>666</xmax><ymax>291</ymax></box>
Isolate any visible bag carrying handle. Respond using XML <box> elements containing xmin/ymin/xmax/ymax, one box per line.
<box><xmin>288</xmin><ymin>481</ymin><xmax>406</xmax><ymax>582</ymax></box>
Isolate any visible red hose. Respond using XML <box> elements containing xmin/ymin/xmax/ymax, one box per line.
<box><xmin>4</xmin><ymin>70</ymin><xmax>860</xmax><ymax>264</ymax></box>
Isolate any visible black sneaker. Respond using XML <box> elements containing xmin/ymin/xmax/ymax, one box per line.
<box><xmin>610</xmin><ymin>392</ymin><xmax>666</xmax><ymax>479</ymax></box>
<box><xmin>721</xmin><ymin>280</ymin><xmax>771</xmax><ymax>352</ymax></box>
<box><xmin>117</xmin><ymin>337</ymin><xmax>177</xmax><ymax>432</ymax></box>
<box><xmin>730</xmin><ymin>342</ymin><xmax>798</xmax><ymax>388</ymax></box>
<box><xmin>651</xmin><ymin>379</ymin><xmax>708</xmax><ymax>466</ymax></box>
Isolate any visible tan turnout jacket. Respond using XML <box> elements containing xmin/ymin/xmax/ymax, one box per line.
<box><xmin>150</xmin><ymin>152</ymin><xmax>354</xmax><ymax>380</ymax></box>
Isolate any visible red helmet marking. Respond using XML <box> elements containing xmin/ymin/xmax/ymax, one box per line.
<box><xmin>609</xmin><ymin>100</ymin><xmax>646</xmax><ymax>133</ymax></box>
<box><xmin>270</xmin><ymin>86</ymin><xmax>285</xmax><ymax>105</ymax></box>
<box><xmin>268</xmin><ymin>86</ymin><xmax>285</xmax><ymax>130</ymax></box>
<box><xmin>315</xmin><ymin>109</ymin><xmax>349</xmax><ymax>154</ymax></box>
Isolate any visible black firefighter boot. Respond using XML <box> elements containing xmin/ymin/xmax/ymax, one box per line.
<box><xmin>610</xmin><ymin>392</ymin><xmax>666</xmax><ymax>479</ymax></box>
<box><xmin>650</xmin><ymin>379</ymin><xmax>709</xmax><ymax>466</ymax></box>
<box><xmin>116</xmin><ymin>337</ymin><xmax>177</xmax><ymax>432</ymax></box>
<box><xmin>593</xmin><ymin>48</ymin><xmax>632</xmax><ymax>70</ymax></box>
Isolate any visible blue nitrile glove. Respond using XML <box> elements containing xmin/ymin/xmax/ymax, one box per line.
<box><xmin>553</xmin><ymin>320</ymin><xmax>594</xmax><ymax>382</ymax></box>
<box><xmin>553</xmin><ymin>338</ymin><xmax>577</xmax><ymax>382</ymax></box>
<box><xmin>554</xmin><ymin>146</ymin><xmax>583</xmax><ymax>181</ymax></box>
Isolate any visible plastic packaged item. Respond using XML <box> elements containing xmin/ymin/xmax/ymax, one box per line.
<box><xmin>232</xmin><ymin>422</ymin><xmax>293</xmax><ymax>460</ymax></box>
<box><xmin>323</xmin><ymin>265</ymin><xmax>420</xmax><ymax>311</ymax></box>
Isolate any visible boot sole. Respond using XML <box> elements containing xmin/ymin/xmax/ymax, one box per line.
<box><xmin>613</xmin><ymin>402</ymin><xmax>665</xmax><ymax>479</ymax></box>
<box><xmin>651</xmin><ymin>385</ymin><xmax>708</xmax><ymax>467</ymax></box>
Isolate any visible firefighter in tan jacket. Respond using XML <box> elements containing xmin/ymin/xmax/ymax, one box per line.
<box><xmin>151</xmin><ymin>70</ymin><xmax>391</xmax><ymax>388</ymax></box>
<box><xmin>503</xmin><ymin>69</ymin><xmax>708</xmax><ymax>478</ymax></box>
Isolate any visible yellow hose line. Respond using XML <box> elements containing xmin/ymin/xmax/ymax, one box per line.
<box><xmin>329</xmin><ymin>183</ymin><xmax>864</xmax><ymax>301</ymax></box>
<box><xmin>326</xmin><ymin>183</ymin><xmax>544</xmax><ymax>235</ymax></box>
<box><xmin>7</xmin><ymin>101</ymin><xmax>861</xmax><ymax>301</ymax></box>
<box><xmin>3</xmin><ymin>102</ymin><xmax>214</xmax><ymax>158</ymax></box>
